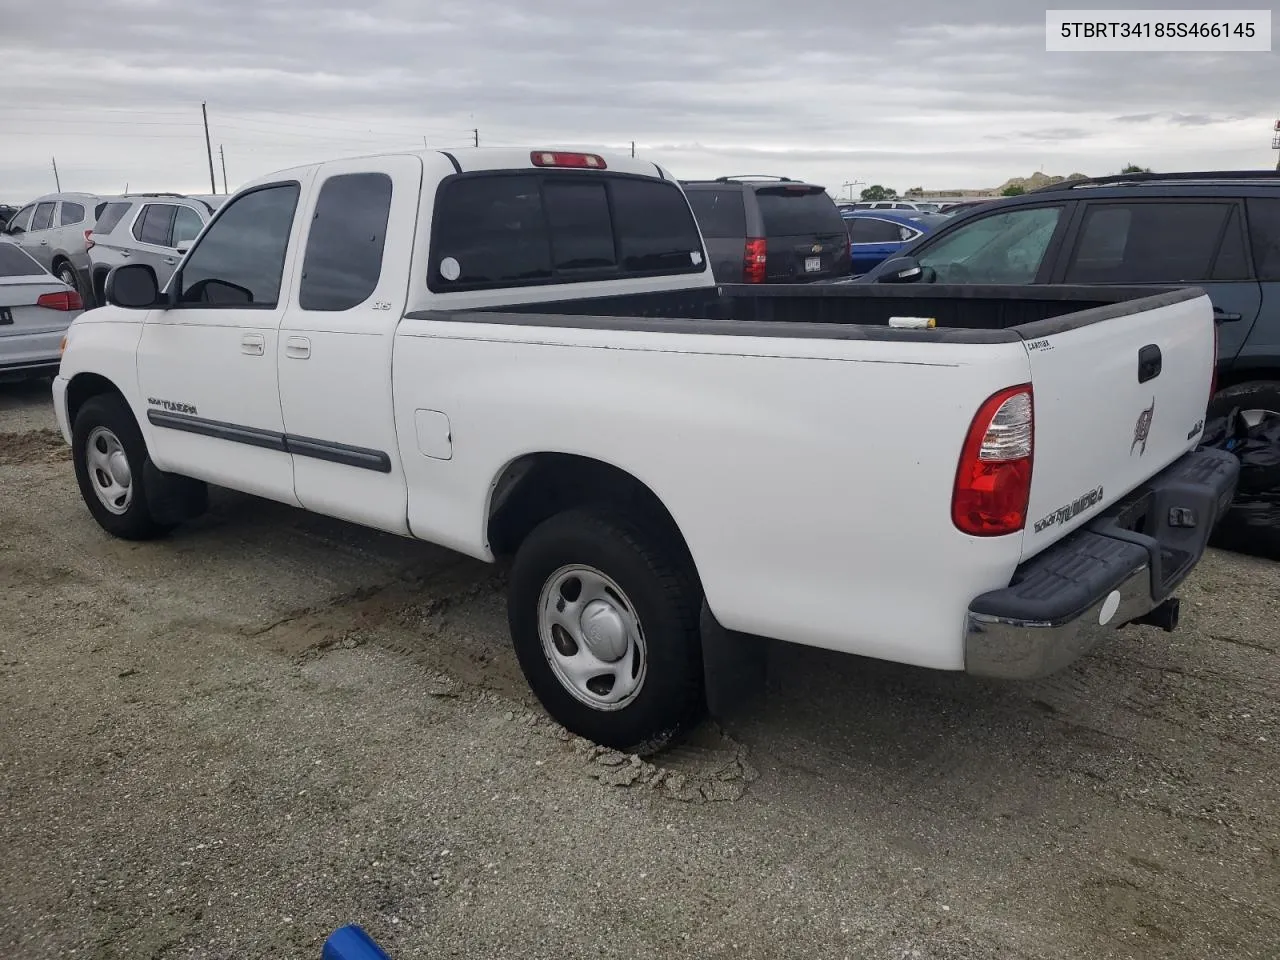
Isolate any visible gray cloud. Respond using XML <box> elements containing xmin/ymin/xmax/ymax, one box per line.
<box><xmin>2</xmin><ymin>0</ymin><xmax>1277</xmax><ymax>201</ymax></box>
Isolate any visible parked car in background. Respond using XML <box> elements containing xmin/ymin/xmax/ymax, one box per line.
<box><xmin>682</xmin><ymin>175</ymin><xmax>850</xmax><ymax>283</ymax></box>
<box><xmin>862</xmin><ymin>200</ymin><xmax>928</xmax><ymax>211</ymax></box>
<box><xmin>939</xmin><ymin>199</ymin><xmax>995</xmax><ymax>216</ymax></box>
<box><xmin>0</xmin><ymin>205</ymin><xmax>17</xmax><ymax>228</ymax></box>
<box><xmin>1</xmin><ymin>192</ymin><xmax>111</xmax><ymax>305</ymax></box>
<box><xmin>88</xmin><ymin>193</ymin><xmax>224</xmax><ymax>303</ymax></box>
<box><xmin>0</xmin><ymin>240</ymin><xmax>83</xmax><ymax>378</ymax></box>
<box><xmin>842</xmin><ymin>209</ymin><xmax>947</xmax><ymax>275</ymax></box>
<box><xmin>859</xmin><ymin>170</ymin><xmax>1280</xmax><ymax>425</ymax></box>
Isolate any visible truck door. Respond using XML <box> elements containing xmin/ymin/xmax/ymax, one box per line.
<box><xmin>135</xmin><ymin>175</ymin><xmax>313</xmax><ymax>504</ymax></box>
<box><xmin>276</xmin><ymin>155</ymin><xmax>423</xmax><ymax>535</ymax></box>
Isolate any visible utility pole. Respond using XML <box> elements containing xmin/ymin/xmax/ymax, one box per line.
<box><xmin>51</xmin><ymin>157</ymin><xmax>61</xmax><ymax>191</ymax></box>
<box><xmin>472</xmin><ymin>128</ymin><xmax>479</xmax><ymax>148</ymax></box>
<box><xmin>201</xmin><ymin>101</ymin><xmax>216</xmax><ymax>194</ymax></box>
<box><xmin>631</xmin><ymin>141</ymin><xmax>635</xmax><ymax>158</ymax></box>
<box><xmin>219</xmin><ymin>145</ymin><xmax>228</xmax><ymax>194</ymax></box>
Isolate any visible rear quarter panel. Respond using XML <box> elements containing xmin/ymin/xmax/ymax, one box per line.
<box><xmin>392</xmin><ymin>319</ymin><xmax>1033</xmax><ymax>670</ymax></box>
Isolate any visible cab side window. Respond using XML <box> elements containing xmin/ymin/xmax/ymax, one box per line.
<box><xmin>178</xmin><ymin>184</ymin><xmax>300</xmax><ymax>308</ymax></box>
<box><xmin>298</xmin><ymin>173</ymin><xmax>393</xmax><ymax>311</ymax></box>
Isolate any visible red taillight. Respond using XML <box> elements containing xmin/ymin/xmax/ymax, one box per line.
<box><xmin>530</xmin><ymin>151</ymin><xmax>607</xmax><ymax>169</ymax></box>
<box><xmin>952</xmin><ymin>384</ymin><xmax>1034</xmax><ymax>537</ymax></box>
<box><xmin>84</xmin><ymin>229</ymin><xmax>94</xmax><ymax>251</ymax></box>
<box><xmin>37</xmin><ymin>291</ymin><xmax>83</xmax><ymax>311</ymax></box>
<box><xmin>743</xmin><ymin>237</ymin><xmax>767</xmax><ymax>283</ymax></box>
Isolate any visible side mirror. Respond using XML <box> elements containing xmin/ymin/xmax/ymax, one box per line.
<box><xmin>104</xmin><ymin>264</ymin><xmax>162</xmax><ymax>309</ymax></box>
<box><xmin>876</xmin><ymin>256</ymin><xmax>931</xmax><ymax>284</ymax></box>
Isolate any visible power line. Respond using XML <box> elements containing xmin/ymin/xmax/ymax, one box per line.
<box><xmin>212</xmin><ymin>111</ymin><xmax>468</xmax><ymax>142</ymax></box>
<box><xmin>0</xmin><ymin>115</ymin><xmax>202</xmax><ymax>127</ymax></box>
<box><xmin>0</xmin><ymin>104</ymin><xmax>197</xmax><ymax>118</ymax></box>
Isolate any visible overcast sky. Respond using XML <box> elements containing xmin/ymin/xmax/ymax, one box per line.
<box><xmin>1</xmin><ymin>0</ymin><xmax>1276</xmax><ymax>203</ymax></box>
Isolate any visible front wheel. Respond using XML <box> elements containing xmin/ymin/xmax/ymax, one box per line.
<box><xmin>507</xmin><ymin>507</ymin><xmax>704</xmax><ymax>753</ymax></box>
<box><xmin>72</xmin><ymin>394</ymin><xmax>175</xmax><ymax>540</ymax></box>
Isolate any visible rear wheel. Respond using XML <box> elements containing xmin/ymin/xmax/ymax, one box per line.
<box><xmin>72</xmin><ymin>394</ymin><xmax>175</xmax><ymax>540</ymax></box>
<box><xmin>1209</xmin><ymin>380</ymin><xmax>1280</xmax><ymax>429</ymax></box>
<box><xmin>55</xmin><ymin>262</ymin><xmax>84</xmax><ymax>303</ymax></box>
<box><xmin>507</xmin><ymin>507</ymin><xmax>704</xmax><ymax>753</ymax></box>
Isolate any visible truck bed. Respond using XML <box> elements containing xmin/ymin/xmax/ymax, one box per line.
<box><xmin>411</xmin><ymin>283</ymin><xmax>1202</xmax><ymax>342</ymax></box>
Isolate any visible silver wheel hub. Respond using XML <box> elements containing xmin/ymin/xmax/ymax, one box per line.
<box><xmin>1240</xmin><ymin>408</ymin><xmax>1280</xmax><ymax>429</ymax></box>
<box><xmin>537</xmin><ymin>564</ymin><xmax>647</xmax><ymax>711</ymax></box>
<box><xmin>85</xmin><ymin>426</ymin><xmax>134</xmax><ymax>515</ymax></box>
<box><xmin>580</xmin><ymin>599</ymin><xmax>628</xmax><ymax>662</ymax></box>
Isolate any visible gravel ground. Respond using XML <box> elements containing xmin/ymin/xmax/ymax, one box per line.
<box><xmin>1</xmin><ymin>379</ymin><xmax>1278</xmax><ymax>960</ymax></box>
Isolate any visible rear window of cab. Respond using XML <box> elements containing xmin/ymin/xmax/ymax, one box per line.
<box><xmin>428</xmin><ymin>172</ymin><xmax>707</xmax><ymax>292</ymax></box>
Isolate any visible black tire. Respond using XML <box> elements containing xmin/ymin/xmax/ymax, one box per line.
<box><xmin>55</xmin><ymin>262</ymin><xmax>83</xmax><ymax>302</ymax></box>
<box><xmin>507</xmin><ymin>507</ymin><xmax>704</xmax><ymax>753</ymax></box>
<box><xmin>1208</xmin><ymin>380</ymin><xmax>1280</xmax><ymax>424</ymax></box>
<box><xmin>72</xmin><ymin>393</ymin><xmax>175</xmax><ymax>540</ymax></box>
<box><xmin>92</xmin><ymin>271</ymin><xmax>109</xmax><ymax>307</ymax></box>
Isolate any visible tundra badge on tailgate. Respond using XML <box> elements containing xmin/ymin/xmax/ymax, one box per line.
<box><xmin>1131</xmin><ymin>397</ymin><xmax>1155</xmax><ymax>456</ymax></box>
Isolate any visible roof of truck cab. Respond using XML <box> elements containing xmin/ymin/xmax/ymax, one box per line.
<box><xmin>438</xmin><ymin>148</ymin><xmax>671</xmax><ymax>180</ymax></box>
<box><xmin>237</xmin><ymin>148</ymin><xmax>675</xmax><ymax>194</ymax></box>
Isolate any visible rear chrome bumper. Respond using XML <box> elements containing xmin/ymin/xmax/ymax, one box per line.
<box><xmin>964</xmin><ymin>447</ymin><xmax>1240</xmax><ymax>680</ymax></box>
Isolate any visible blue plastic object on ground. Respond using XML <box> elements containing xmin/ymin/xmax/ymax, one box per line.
<box><xmin>322</xmin><ymin>925</ymin><xmax>392</xmax><ymax>960</ymax></box>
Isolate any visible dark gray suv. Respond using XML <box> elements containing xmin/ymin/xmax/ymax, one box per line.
<box><xmin>682</xmin><ymin>176</ymin><xmax>850</xmax><ymax>283</ymax></box>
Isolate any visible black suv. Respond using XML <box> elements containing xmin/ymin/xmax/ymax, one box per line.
<box><xmin>859</xmin><ymin>171</ymin><xmax>1280</xmax><ymax>423</ymax></box>
<box><xmin>682</xmin><ymin>176</ymin><xmax>850</xmax><ymax>283</ymax></box>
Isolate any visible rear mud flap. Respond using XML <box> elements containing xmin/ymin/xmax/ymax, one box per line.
<box><xmin>700</xmin><ymin>601</ymin><xmax>770</xmax><ymax>722</ymax></box>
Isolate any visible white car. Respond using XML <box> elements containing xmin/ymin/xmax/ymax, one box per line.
<box><xmin>0</xmin><ymin>241</ymin><xmax>84</xmax><ymax>378</ymax></box>
<box><xmin>54</xmin><ymin>147</ymin><xmax>1238</xmax><ymax>750</ymax></box>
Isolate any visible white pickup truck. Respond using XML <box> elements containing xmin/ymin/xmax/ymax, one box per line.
<box><xmin>54</xmin><ymin>147</ymin><xmax>1239</xmax><ymax>751</ymax></box>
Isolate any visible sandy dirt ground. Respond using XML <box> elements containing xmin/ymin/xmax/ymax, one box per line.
<box><xmin>1</xmin><ymin>377</ymin><xmax>1277</xmax><ymax>960</ymax></box>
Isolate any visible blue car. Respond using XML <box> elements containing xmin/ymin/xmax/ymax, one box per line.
<box><xmin>841</xmin><ymin>210</ymin><xmax>947</xmax><ymax>276</ymax></box>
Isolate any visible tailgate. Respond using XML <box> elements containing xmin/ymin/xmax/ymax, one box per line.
<box><xmin>1020</xmin><ymin>290</ymin><xmax>1215</xmax><ymax>559</ymax></box>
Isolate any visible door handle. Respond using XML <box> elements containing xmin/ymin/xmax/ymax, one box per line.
<box><xmin>240</xmin><ymin>333</ymin><xmax>265</xmax><ymax>356</ymax></box>
<box><xmin>1138</xmin><ymin>343</ymin><xmax>1162</xmax><ymax>384</ymax></box>
<box><xmin>284</xmin><ymin>336</ymin><xmax>311</xmax><ymax>359</ymax></box>
<box><xmin>39</xmin><ymin>239</ymin><xmax>48</xmax><ymax>245</ymax></box>
<box><xmin>1213</xmin><ymin>307</ymin><xmax>1243</xmax><ymax>323</ymax></box>
<box><xmin>162</xmin><ymin>257</ymin><xmax>176</xmax><ymax>265</ymax></box>
<box><xmin>119</xmin><ymin>251</ymin><xmax>131</xmax><ymax>259</ymax></box>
